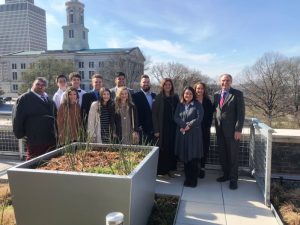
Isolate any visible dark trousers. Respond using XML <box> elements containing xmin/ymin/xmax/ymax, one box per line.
<box><xmin>217</xmin><ymin>133</ymin><xmax>239</xmax><ymax>181</ymax></box>
<box><xmin>140</xmin><ymin>131</ymin><xmax>157</xmax><ymax>146</ymax></box>
<box><xmin>26</xmin><ymin>143</ymin><xmax>56</xmax><ymax>160</ymax></box>
<box><xmin>184</xmin><ymin>159</ymin><xmax>198</xmax><ymax>184</ymax></box>
<box><xmin>200</xmin><ymin>128</ymin><xmax>211</xmax><ymax>168</ymax></box>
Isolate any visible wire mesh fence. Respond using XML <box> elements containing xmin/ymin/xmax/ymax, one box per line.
<box><xmin>0</xmin><ymin>114</ymin><xmax>273</xmax><ymax>206</ymax></box>
<box><xmin>249</xmin><ymin>118</ymin><xmax>273</xmax><ymax>206</ymax></box>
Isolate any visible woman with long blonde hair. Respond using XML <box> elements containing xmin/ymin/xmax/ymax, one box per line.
<box><xmin>114</xmin><ymin>87</ymin><xmax>139</xmax><ymax>144</ymax></box>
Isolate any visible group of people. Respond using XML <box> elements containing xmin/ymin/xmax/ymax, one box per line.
<box><xmin>12</xmin><ymin>72</ymin><xmax>245</xmax><ymax>190</ymax></box>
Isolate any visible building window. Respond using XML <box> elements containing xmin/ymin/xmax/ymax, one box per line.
<box><xmin>89</xmin><ymin>71</ymin><xmax>95</xmax><ymax>79</ymax></box>
<box><xmin>69</xmin><ymin>10</ymin><xmax>74</xmax><ymax>23</ymax></box>
<box><xmin>69</xmin><ymin>30</ymin><xmax>74</xmax><ymax>38</ymax></box>
<box><xmin>79</xmin><ymin>71</ymin><xmax>85</xmax><ymax>80</ymax></box>
<box><xmin>29</xmin><ymin>63</ymin><xmax>35</xmax><ymax>69</ymax></box>
<box><xmin>12</xmin><ymin>72</ymin><xmax>17</xmax><ymax>80</ymax></box>
<box><xmin>80</xmin><ymin>84</ymin><xmax>85</xmax><ymax>90</ymax></box>
<box><xmin>21</xmin><ymin>63</ymin><xmax>26</xmax><ymax>69</ymax></box>
<box><xmin>12</xmin><ymin>84</ymin><xmax>18</xmax><ymax>91</ymax></box>
<box><xmin>89</xmin><ymin>62</ymin><xmax>94</xmax><ymax>68</ymax></box>
<box><xmin>89</xmin><ymin>84</ymin><xmax>93</xmax><ymax>90</ymax></box>
<box><xmin>80</xmin><ymin>11</ymin><xmax>84</xmax><ymax>24</ymax></box>
<box><xmin>99</xmin><ymin>61</ymin><xmax>104</xmax><ymax>67</ymax></box>
<box><xmin>79</xmin><ymin>61</ymin><xmax>84</xmax><ymax>68</ymax></box>
<box><xmin>12</xmin><ymin>63</ymin><xmax>17</xmax><ymax>69</ymax></box>
<box><xmin>83</xmin><ymin>31</ymin><xmax>85</xmax><ymax>39</ymax></box>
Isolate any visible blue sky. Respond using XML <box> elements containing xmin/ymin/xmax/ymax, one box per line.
<box><xmin>1</xmin><ymin>0</ymin><xmax>300</xmax><ymax>79</ymax></box>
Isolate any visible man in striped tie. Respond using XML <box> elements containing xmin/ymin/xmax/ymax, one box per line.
<box><xmin>213</xmin><ymin>74</ymin><xmax>245</xmax><ymax>190</ymax></box>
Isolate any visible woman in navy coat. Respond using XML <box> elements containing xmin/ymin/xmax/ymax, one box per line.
<box><xmin>174</xmin><ymin>86</ymin><xmax>204</xmax><ymax>187</ymax></box>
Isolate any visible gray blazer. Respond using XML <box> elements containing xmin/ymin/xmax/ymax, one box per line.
<box><xmin>213</xmin><ymin>88</ymin><xmax>245</xmax><ymax>138</ymax></box>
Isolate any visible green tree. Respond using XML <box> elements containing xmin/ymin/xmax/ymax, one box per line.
<box><xmin>20</xmin><ymin>57</ymin><xmax>75</xmax><ymax>95</ymax></box>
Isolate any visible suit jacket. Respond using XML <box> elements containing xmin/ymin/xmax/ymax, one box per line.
<box><xmin>109</xmin><ymin>86</ymin><xmax>134</xmax><ymax>100</ymax></box>
<box><xmin>213</xmin><ymin>88</ymin><xmax>245</xmax><ymax>138</ymax></box>
<box><xmin>81</xmin><ymin>91</ymin><xmax>98</xmax><ymax>122</ymax></box>
<box><xmin>12</xmin><ymin>91</ymin><xmax>57</xmax><ymax>145</ymax></box>
<box><xmin>132</xmin><ymin>90</ymin><xmax>156</xmax><ymax>134</ymax></box>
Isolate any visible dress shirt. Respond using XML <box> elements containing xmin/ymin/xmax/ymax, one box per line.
<box><xmin>141</xmin><ymin>89</ymin><xmax>153</xmax><ymax>109</ymax></box>
<box><xmin>53</xmin><ymin>88</ymin><xmax>65</xmax><ymax>109</ymax></box>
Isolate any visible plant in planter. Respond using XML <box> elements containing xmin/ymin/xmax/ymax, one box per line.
<box><xmin>8</xmin><ymin>142</ymin><xmax>159</xmax><ymax>225</ymax></box>
<box><xmin>0</xmin><ymin>183</ymin><xmax>15</xmax><ymax>225</ymax></box>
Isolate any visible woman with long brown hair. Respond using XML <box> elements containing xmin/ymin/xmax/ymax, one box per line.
<box><xmin>57</xmin><ymin>86</ymin><xmax>82</xmax><ymax>145</ymax></box>
<box><xmin>152</xmin><ymin>78</ymin><xmax>179</xmax><ymax>177</ymax></box>
<box><xmin>87</xmin><ymin>87</ymin><xmax>115</xmax><ymax>143</ymax></box>
<box><xmin>194</xmin><ymin>82</ymin><xmax>213</xmax><ymax>178</ymax></box>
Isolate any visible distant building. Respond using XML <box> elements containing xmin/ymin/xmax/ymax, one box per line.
<box><xmin>0</xmin><ymin>0</ymin><xmax>47</xmax><ymax>56</ymax></box>
<box><xmin>0</xmin><ymin>0</ymin><xmax>145</xmax><ymax>97</ymax></box>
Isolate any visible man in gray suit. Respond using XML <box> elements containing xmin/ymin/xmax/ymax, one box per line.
<box><xmin>214</xmin><ymin>74</ymin><xmax>245</xmax><ymax>190</ymax></box>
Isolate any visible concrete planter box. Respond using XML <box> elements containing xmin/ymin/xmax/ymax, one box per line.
<box><xmin>8</xmin><ymin>143</ymin><xmax>159</xmax><ymax>225</ymax></box>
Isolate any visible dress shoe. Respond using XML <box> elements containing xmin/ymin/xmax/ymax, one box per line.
<box><xmin>184</xmin><ymin>179</ymin><xmax>191</xmax><ymax>187</ymax></box>
<box><xmin>198</xmin><ymin>169</ymin><xmax>205</xmax><ymax>179</ymax></box>
<box><xmin>216</xmin><ymin>176</ymin><xmax>229</xmax><ymax>182</ymax></box>
<box><xmin>229</xmin><ymin>180</ymin><xmax>238</xmax><ymax>190</ymax></box>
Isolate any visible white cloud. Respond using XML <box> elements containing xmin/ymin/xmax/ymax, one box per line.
<box><xmin>132</xmin><ymin>37</ymin><xmax>215</xmax><ymax>63</ymax></box>
<box><xmin>106</xmin><ymin>38</ymin><xmax>122</xmax><ymax>48</ymax></box>
<box><xmin>283</xmin><ymin>44</ymin><xmax>300</xmax><ymax>55</ymax></box>
<box><xmin>46</xmin><ymin>13</ymin><xmax>61</xmax><ymax>27</ymax></box>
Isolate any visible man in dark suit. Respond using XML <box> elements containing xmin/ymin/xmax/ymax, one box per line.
<box><xmin>81</xmin><ymin>74</ymin><xmax>103</xmax><ymax>125</ymax></box>
<box><xmin>132</xmin><ymin>74</ymin><xmax>156</xmax><ymax>145</ymax></box>
<box><xmin>12</xmin><ymin>77</ymin><xmax>57</xmax><ymax>160</ymax></box>
<box><xmin>110</xmin><ymin>72</ymin><xmax>134</xmax><ymax>100</ymax></box>
<box><xmin>213</xmin><ymin>74</ymin><xmax>245</xmax><ymax>190</ymax></box>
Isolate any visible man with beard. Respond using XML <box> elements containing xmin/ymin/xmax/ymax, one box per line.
<box><xmin>132</xmin><ymin>74</ymin><xmax>156</xmax><ymax>145</ymax></box>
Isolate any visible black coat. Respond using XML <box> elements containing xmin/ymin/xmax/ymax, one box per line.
<box><xmin>81</xmin><ymin>91</ymin><xmax>98</xmax><ymax>121</ymax></box>
<box><xmin>12</xmin><ymin>91</ymin><xmax>57</xmax><ymax>145</ymax></box>
<box><xmin>132</xmin><ymin>91</ymin><xmax>156</xmax><ymax>134</ymax></box>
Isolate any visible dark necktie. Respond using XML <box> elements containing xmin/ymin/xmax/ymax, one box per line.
<box><xmin>41</xmin><ymin>95</ymin><xmax>47</xmax><ymax>103</ymax></box>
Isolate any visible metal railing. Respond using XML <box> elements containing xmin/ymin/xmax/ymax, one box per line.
<box><xmin>0</xmin><ymin>115</ymin><xmax>273</xmax><ymax>205</ymax></box>
<box><xmin>249</xmin><ymin>118</ymin><xmax>273</xmax><ymax>206</ymax></box>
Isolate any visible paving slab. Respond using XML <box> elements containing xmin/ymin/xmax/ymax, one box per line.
<box><xmin>225</xmin><ymin>205</ymin><xmax>279</xmax><ymax>225</ymax></box>
<box><xmin>182</xmin><ymin>173</ymin><xmax>223</xmax><ymax>205</ymax></box>
<box><xmin>155</xmin><ymin>169</ymin><xmax>279</xmax><ymax>225</ymax></box>
<box><xmin>176</xmin><ymin>201</ymin><xmax>226</xmax><ymax>225</ymax></box>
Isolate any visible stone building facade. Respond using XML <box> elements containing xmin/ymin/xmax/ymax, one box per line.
<box><xmin>0</xmin><ymin>0</ymin><xmax>47</xmax><ymax>56</ymax></box>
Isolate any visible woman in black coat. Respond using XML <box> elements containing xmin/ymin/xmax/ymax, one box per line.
<box><xmin>152</xmin><ymin>78</ymin><xmax>179</xmax><ymax>177</ymax></box>
<box><xmin>174</xmin><ymin>86</ymin><xmax>204</xmax><ymax>187</ymax></box>
<box><xmin>194</xmin><ymin>82</ymin><xmax>213</xmax><ymax>178</ymax></box>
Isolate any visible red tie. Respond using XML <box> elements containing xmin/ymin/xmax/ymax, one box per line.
<box><xmin>220</xmin><ymin>92</ymin><xmax>226</xmax><ymax>107</ymax></box>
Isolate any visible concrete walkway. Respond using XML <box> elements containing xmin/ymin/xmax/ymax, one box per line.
<box><xmin>155</xmin><ymin>170</ymin><xmax>279</xmax><ymax>225</ymax></box>
<box><xmin>0</xmin><ymin>159</ymin><xmax>279</xmax><ymax>225</ymax></box>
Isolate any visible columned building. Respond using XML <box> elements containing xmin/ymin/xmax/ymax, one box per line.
<box><xmin>0</xmin><ymin>0</ymin><xmax>47</xmax><ymax>56</ymax></box>
<box><xmin>0</xmin><ymin>0</ymin><xmax>145</xmax><ymax>97</ymax></box>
